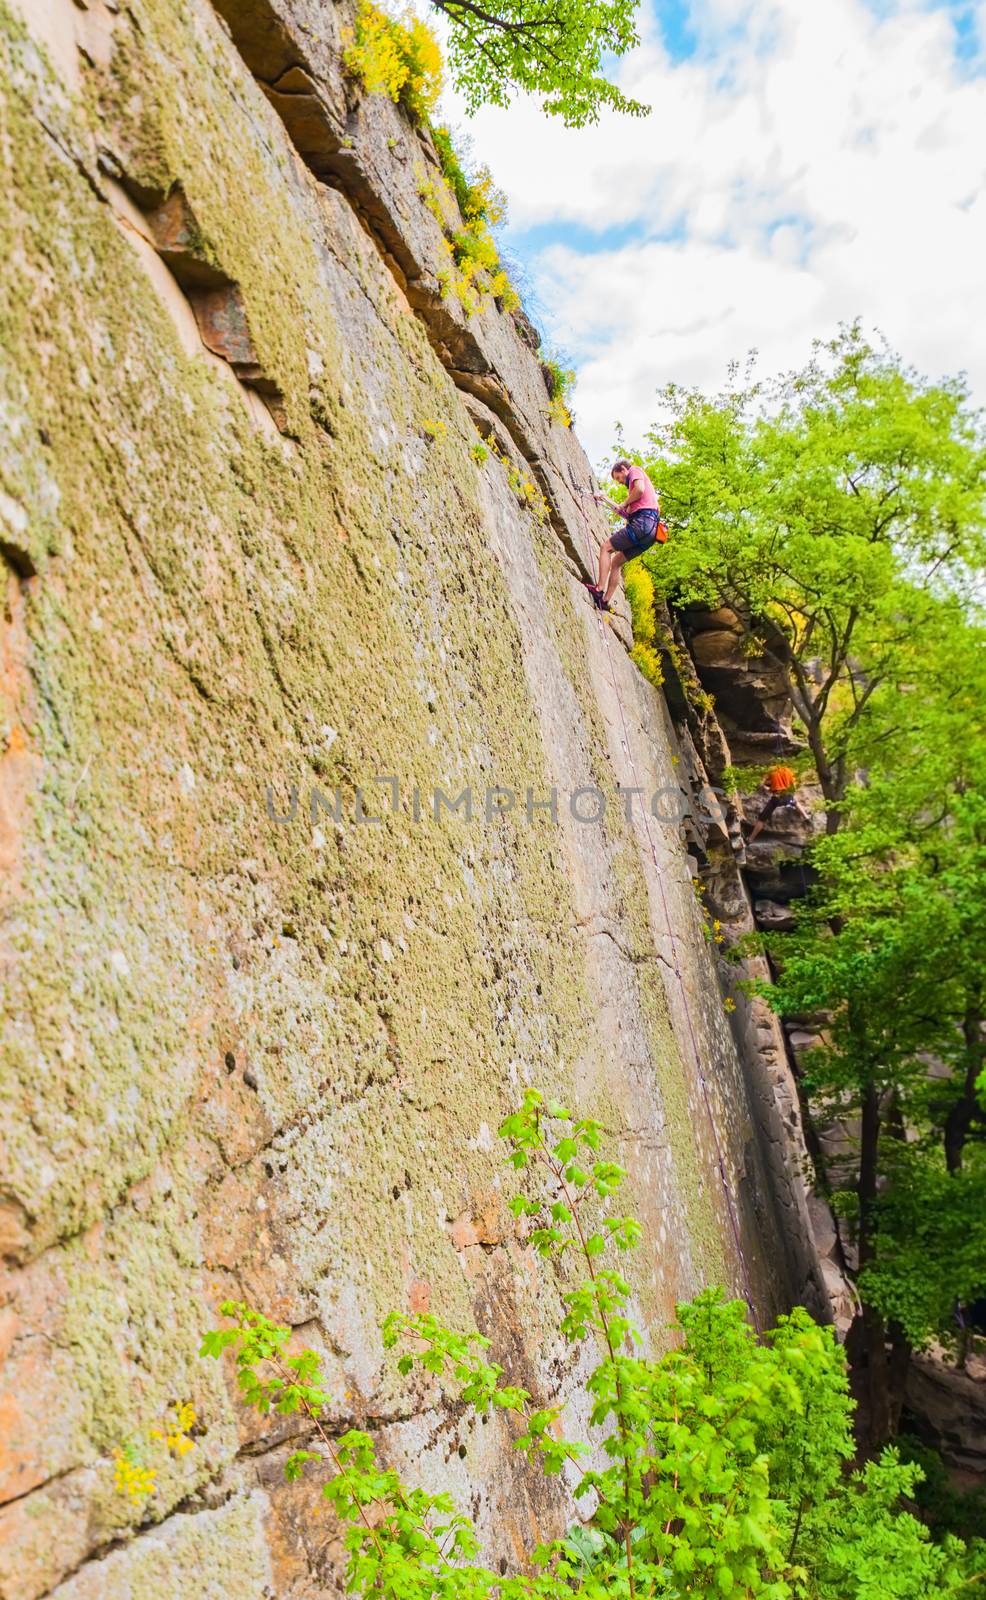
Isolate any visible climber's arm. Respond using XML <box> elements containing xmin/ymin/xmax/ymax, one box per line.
<box><xmin>593</xmin><ymin>477</ymin><xmax>644</xmax><ymax>520</ymax></box>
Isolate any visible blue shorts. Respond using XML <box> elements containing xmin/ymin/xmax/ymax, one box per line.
<box><xmin>761</xmin><ymin>791</ymin><xmax>797</xmax><ymax>821</ymax></box>
<box><xmin>612</xmin><ymin>509</ymin><xmax>658</xmax><ymax>555</ymax></box>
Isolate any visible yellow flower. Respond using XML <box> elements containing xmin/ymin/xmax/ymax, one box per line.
<box><xmin>343</xmin><ymin>4</ymin><xmax>442</xmax><ymax>121</ymax></box>
<box><xmin>113</xmin><ymin>1451</ymin><xmax>157</xmax><ymax>1506</ymax></box>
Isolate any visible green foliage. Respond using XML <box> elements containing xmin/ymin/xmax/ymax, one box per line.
<box><xmin>349</xmin><ymin>0</ymin><xmax>650</xmax><ymax>128</ymax></box>
<box><xmin>201</xmin><ymin>1095</ymin><xmax>980</xmax><ymax>1598</ymax></box>
<box><xmin>897</xmin><ymin>1435</ymin><xmax>986</xmax><ymax>1545</ymax></box>
<box><xmin>626</xmin><ymin>328</ymin><xmax>986</xmax><ymax>1444</ymax></box>
<box><xmin>762</xmin><ymin>789</ymin><xmax>986</xmax><ymax>1358</ymax></box>
<box><xmin>418</xmin><ymin>130</ymin><xmax>518</xmax><ymax>316</ymax></box>
<box><xmin>636</xmin><ymin>324</ymin><xmax>986</xmax><ymax>828</ymax></box>
<box><xmin>448</xmin><ymin>218</ymin><xmax>516</xmax><ymax>308</ymax></box>
<box><xmin>432</xmin><ymin>126</ymin><xmax>509</xmax><ymax>230</ymax></box>
<box><xmin>540</xmin><ymin>354</ymin><xmax>576</xmax><ymax>427</ymax></box>
<box><xmin>431</xmin><ymin>126</ymin><xmax>480</xmax><ymax>216</ymax></box>
<box><xmin>858</xmin><ymin>1149</ymin><xmax>986</xmax><ymax>1349</ymax></box>
<box><xmin>431</xmin><ymin>0</ymin><xmax>648</xmax><ymax>126</ymax></box>
<box><xmin>801</xmin><ymin>1451</ymin><xmax>973</xmax><ymax>1600</ymax></box>
<box><xmin>720</xmin><ymin>765</ymin><xmax>762</xmax><ymax>797</ymax></box>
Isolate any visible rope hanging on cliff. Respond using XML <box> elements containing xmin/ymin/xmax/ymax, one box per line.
<box><xmin>568</xmin><ymin>468</ymin><xmax>760</xmax><ymax>1331</ymax></box>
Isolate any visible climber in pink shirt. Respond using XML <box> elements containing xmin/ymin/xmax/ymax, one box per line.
<box><xmin>587</xmin><ymin>459</ymin><xmax>665</xmax><ymax>610</ymax></box>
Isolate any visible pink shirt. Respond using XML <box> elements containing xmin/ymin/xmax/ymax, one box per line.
<box><xmin>625</xmin><ymin>465</ymin><xmax>660</xmax><ymax>513</ymax></box>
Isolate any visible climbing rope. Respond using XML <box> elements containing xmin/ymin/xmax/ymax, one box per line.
<box><xmin>568</xmin><ymin>472</ymin><xmax>759</xmax><ymax>1330</ymax></box>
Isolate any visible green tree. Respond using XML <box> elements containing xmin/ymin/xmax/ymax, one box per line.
<box><xmin>634</xmin><ymin>325</ymin><xmax>986</xmax><ymax>832</ymax></box>
<box><xmin>621</xmin><ymin>323</ymin><xmax>986</xmax><ymax>1475</ymax></box>
<box><xmin>762</xmin><ymin>786</ymin><xmax>986</xmax><ymax>1446</ymax></box>
<box><xmin>432</xmin><ymin>0</ymin><xmax>648</xmax><ymax>125</ymax></box>
<box><xmin>200</xmin><ymin>1095</ymin><xmax>981</xmax><ymax>1597</ymax></box>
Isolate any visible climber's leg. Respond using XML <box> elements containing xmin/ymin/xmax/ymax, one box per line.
<box><xmin>749</xmin><ymin>791</ymin><xmax>786</xmax><ymax>841</ymax></box>
<box><xmin>604</xmin><ymin>518</ymin><xmax>655</xmax><ymax>606</ymax></box>
<box><xmin>596</xmin><ymin>538</ymin><xmax>617</xmax><ymax>599</ymax></box>
<box><xmin>602</xmin><ymin>551</ymin><xmax>628</xmax><ymax>605</ymax></box>
<box><xmin>749</xmin><ymin>795</ymin><xmax>775</xmax><ymax>841</ymax></box>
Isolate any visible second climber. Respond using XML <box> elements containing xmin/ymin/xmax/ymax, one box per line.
<box><xmin>748</xmin><ymin>764</ymin><xmax>809</xmax><ymax>841</ymax></box>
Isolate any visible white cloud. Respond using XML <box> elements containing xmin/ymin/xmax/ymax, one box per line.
<box><xmin>441</xmin><ymin>0</ymin><xmax>986</xmax><ymax>461</ymax></box>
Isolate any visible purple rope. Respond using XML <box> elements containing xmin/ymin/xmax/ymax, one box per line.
<box><xmin>570</xmin><ymin>487</ymin><xmax>759</xmax><ymax>1329</ymax></box>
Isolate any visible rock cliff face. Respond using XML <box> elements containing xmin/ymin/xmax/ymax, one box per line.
<box><xmin>0</xmin><ymin>2</ymin><xmax>830</xmax><ymax>1594</ymax></box>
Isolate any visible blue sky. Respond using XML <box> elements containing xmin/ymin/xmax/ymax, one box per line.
<box><xmin>442</xmin><ymin>0</ymin><xmax>986</xmax><ymax>462</ymax></box>
<box><xmin>653</xmin><ymin>0</ymin><xmax>700</xmax><ymax>60</ymax></box>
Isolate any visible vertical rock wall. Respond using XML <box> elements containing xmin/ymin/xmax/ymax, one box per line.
<box><xmin>0</xmin><ymin>0</ymin><xmax>827</xmax><ymax>1593</ymax></box>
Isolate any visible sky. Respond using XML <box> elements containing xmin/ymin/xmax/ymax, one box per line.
<box><xmin>439</xmin><ymin>0</ymin><xmax>986</xmax><ymax>463</ymax></box>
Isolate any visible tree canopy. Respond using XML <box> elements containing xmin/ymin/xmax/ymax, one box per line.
<box><xmin>633</xmin><ymin>325</ymin><xmax>986</xmax><ymax>831</ymax></box>
<box><xmin>431</xmin><ymin>0</ymin><xmax>648</xmax><ymax>125</ymax></box>
<box><xmin>765</xmin><ymin>787</ymin><xmax>986</xmax><ymax>1443</ymax></box>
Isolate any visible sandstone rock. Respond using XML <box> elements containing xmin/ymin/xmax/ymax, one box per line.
<box><xmin>449</xmin><ymin>1198</ymin><xmax>504</xmax><ymax>1253</ymax></box>
<box><xmin>0</xmin><ymin>1467</ymin><xmax>99</xmax><ymax>1600</ymax></box>
<box><xmin>191</xmin><ymin>284</ymin><xmax>270</xmax><ymax>385</ymax></box>
<box><xmin>689</xmin><ymin>628</ymin><xmax>743</xmax><ymax>669</ymax></box>
<box><xmin>906</xmin><ymin>1348</ymin><xmax>986</xmax><ymax>1475</ymax></box>
<box><xmin>787</xmin><ymin>1028</ymin><xmax>824</xmax><ymax>1053</ymax></box>
<box><xmin>145</xmin><ymin>188</ymin><xmax>229</xmax><ymax>290</ymax></box>
<box><xmin>0</xmin><ymin>2</ymin><xmax>834</xmax><ymax>1592</ymax></box>
<box><xmin>677</xmin><ymin>607</ymin><xmax>795</xmax><ymax>759</ymax></box>
<box><xmin>0</xmin><ymin>388</ymin><xmax>62</xmax><ymax>579</ymax></box>
<box><xmin>753</xmin><ymin>898</ymin><xmax>796</xmax><ymax>931</ymax></box>
<box><xmin>262</xmin><ymin>65</ymin><xmax>347</xmax><ymax>172</ymax></box>
<box><xmin>806</xmin><ymin>1192</ymin><xmax>840</xmax><ymax>1260</ymax></box>
<box><xmin>678</xmin><ymin>605</ymin><xmax>743</xmax><ymax>636</ymax></box>
<box><xmin>743</xmin><ymin>851</ymin><xmax>816</xmax><ymax>904</ymax></box>
<box><xmin>42</xmin><ymin>1490</ymin><xmax>273</xmax><ymax>1600</ymax></box>
<box><xmin>819</xmin><ymin>1258</ymin><xmax>857</xmax><ymax>1338</ymax></box>
<box><xmin>0</xmin><ymin>1199</ymin><xmax>32</xmax><ymax>1266</ymax></box>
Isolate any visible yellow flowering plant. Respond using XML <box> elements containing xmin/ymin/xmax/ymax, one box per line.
<box><xmin>624</xmin><ymin>562</ymin><xmax>664</xmax><ymax>690</ymax></box>
<box><xmin>150</xmin><ymin>1400</ymin><xmax>197</xmax><ymax>1459</ymax></box>
<box><xmin>113</xmin><ymin>1446</ymin><xmax>157</xmax><ymax>1507</ymax></box>
<box><xmin>418</xmin><ymin>163</ymin><xmax>518</xmax><ymax>318</ymax></box>
<box><xmin>112</xmin><ymin>1401</ymin><xmax>197</xmax><ymax>1507</ymax></box>
<box><xmin>343</xmin><ymin>2</ymin><xmax>443</xmax><ymax>122</ymax></box>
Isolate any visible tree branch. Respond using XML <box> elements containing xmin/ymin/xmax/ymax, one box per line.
<box><xmin>433</xmin><ymin>0</ymin><xmax>565</xmax><ymax>38</ymax></box>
